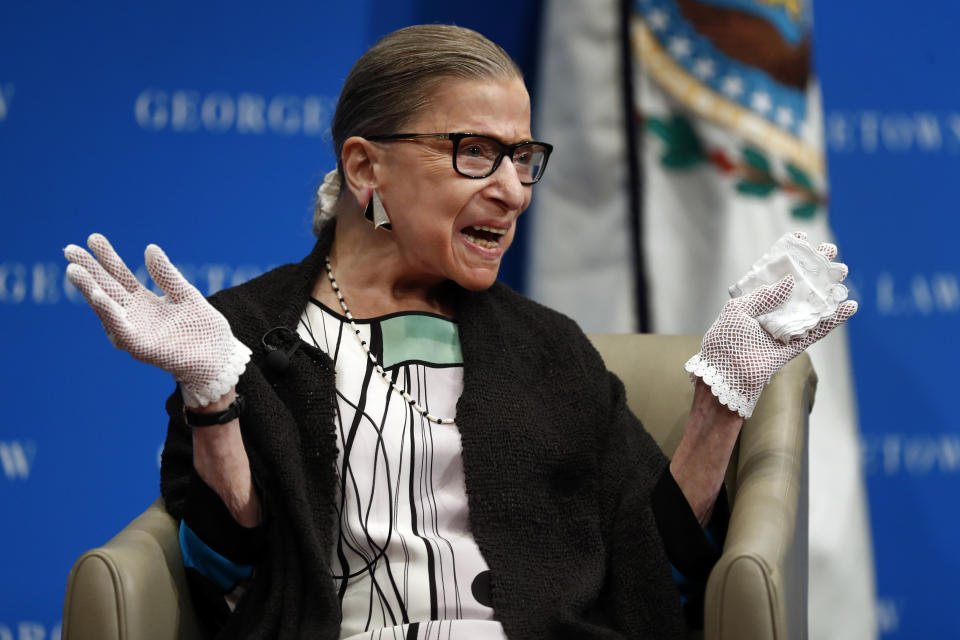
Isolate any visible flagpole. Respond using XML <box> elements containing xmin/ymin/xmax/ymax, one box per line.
<box><xmin>618</xmin><ymin>0</ymin><xmax>650</xmax><ymax>333</ymax></box>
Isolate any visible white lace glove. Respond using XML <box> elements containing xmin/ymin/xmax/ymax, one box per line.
<box><xmin>685</xmin><ymin>275</ymin><xmax>857</xmax><ymax>418</ymax></box>
<box><xmin>64</xmin><ymin>233</ymin><xmax>251</xmax><ymax>408</ymax></box>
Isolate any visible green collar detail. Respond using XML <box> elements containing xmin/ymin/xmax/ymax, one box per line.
<box><xmin>380</xmin><ymin>313</ymin><xmax>462</xmax><ymax>368</ymax></box>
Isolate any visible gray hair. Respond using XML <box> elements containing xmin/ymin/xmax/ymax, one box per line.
<box><xmin>312</xmin><ymin>24</ymin><xmax>523</xmax><ymax>235</ymax></box>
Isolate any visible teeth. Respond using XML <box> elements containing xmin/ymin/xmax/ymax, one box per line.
<box><xmin>463</xmin><ymin>233</ymin><xmax>501</xmax><ymax>249</ymax></box>
<box><xmin>473</xmin><ymin>225</ymin><xmax>507</xmax><ymax>235</ymax></box>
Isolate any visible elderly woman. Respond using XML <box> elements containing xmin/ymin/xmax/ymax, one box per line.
<box><xmin>64</xmin><ymin>24</ymin><xmax>854</xmax><ymax>640</ymax></box>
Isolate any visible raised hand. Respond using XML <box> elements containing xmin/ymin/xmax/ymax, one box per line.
<box><xmin>64</xmin><ymin>233</ymin><xmax>251</xmax><ymax>407</ymax></box>
<box><xmin>685</xmin><ymin>275</ymin><xmax>857</xmax><ymax>418</ymax></box>
<box><xmin>729</xmin><ymin>231</ymin><xmax>851</xmax><ymax>344</ymax></box>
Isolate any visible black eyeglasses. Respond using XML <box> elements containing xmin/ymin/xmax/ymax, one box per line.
<box><xmin>365</xmin><ymin>132</ymin><xmax>553</xmax><ymax>185</ymax></box>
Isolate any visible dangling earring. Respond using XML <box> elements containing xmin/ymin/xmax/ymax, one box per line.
<box><xmin>363</xmin><ymin>190</ymin><xmax>392</xmax><ymax>231</ymax></box>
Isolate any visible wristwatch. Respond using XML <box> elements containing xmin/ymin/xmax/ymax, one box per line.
<box><xmin>182</xmin><ymin>394</ymin><xmax>245</xmax><ymax>427</ymax></box>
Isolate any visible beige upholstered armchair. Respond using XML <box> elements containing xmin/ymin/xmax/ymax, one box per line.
<box><xmin>589</xmin><ymin>335</ymin><xmax>813</xmax><ymax>640</ymax></box>
<box><xmin>63</xmin><ymin>334</ymin><xmax>815</xmax><ymax>640</ymax></box>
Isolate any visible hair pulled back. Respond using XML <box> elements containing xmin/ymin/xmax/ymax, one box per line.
<box><xmin>313</xmin><ymin>24</ymin><xmax>523</xmax><ymax>235</ymax></box>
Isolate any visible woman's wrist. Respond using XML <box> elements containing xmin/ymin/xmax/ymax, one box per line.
<box><xmin>671</xmin><ymin>379</ymin><xmax>745</xmax><ymax>526</ymax></box>
<box><xmin>690</xmin><ymin>378</ymin><xmax>743</xmax><ymax>430</ymax></box>
<box><xmin>192</xmin><ymin>425</ymin><xmax>261</xmax><ymax>527</ymax></box>
<box><xmin>187</xmin><ymin>385</ymin><xmax>260</xmax><ymax>526</ymax></box>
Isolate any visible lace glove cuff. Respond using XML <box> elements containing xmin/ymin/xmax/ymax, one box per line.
<box><xmin>178</xmin><ymin>337</ymin><xmax>252</xmax><ymax>408</ymax></box>
<box><xmin>684</xmin><ymin>352</ymin><xmax>759</xmax><ymax>418</ymax></box>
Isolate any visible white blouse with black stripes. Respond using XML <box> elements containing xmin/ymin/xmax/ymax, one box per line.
<box><xmin>298</xmin><ymin>298</ymin><xmax>507</xmax><ymax>640</ymax></box>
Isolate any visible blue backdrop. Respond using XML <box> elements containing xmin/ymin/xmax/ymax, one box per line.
<box><xmin>1</xmin><ymin>1</ymin><xmax>957</xmax><ymax>638</ymax></box>
<box><xmin>816</xmin><ymin>2</ymin><xmax>960</xmax><ymax>636</ymax></box>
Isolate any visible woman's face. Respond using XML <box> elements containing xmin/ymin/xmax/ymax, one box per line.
<box><xmin>374</xmin><ymin>76</ymin><xmax>533</xmax><ymax>292</ymax></box>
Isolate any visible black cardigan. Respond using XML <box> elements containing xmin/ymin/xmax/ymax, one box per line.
<box><xmin>160</xmin><ymin>222</ymin><xmax>696</xmax><ymax>639</ymax></box>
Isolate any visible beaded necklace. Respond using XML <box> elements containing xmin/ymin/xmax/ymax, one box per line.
<box><xmin>324</xmin><ymin>258</ymin><xmax>456</xmax><ymax>425</ymax></box>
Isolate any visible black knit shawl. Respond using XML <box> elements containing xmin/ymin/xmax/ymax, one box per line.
<box><xmin>160</xmin><ymin>221</ymin><xmax>686</xmax><ymax>640</ymax></box>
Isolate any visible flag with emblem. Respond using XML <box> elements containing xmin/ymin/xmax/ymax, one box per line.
<box><xmin>529</xmin><ymin>1</ymin><xmax>876</xmax><ymax>637</ymax></box>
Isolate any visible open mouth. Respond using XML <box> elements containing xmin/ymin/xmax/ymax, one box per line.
<box><xmin>461</xmin><ymin>225</ymin><xmax>507</xmax><ymax>249</ymax></box>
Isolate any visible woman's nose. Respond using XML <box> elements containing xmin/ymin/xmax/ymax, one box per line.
<box><xmin>491</xmin><ymin>155</ymin><xmax>528</xmax><ymax>210</ymax></box>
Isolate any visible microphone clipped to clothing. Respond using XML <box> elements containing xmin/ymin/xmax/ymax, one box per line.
<box><xmin>261</xmin><ymin>326</ymin><xmax>302</xmax><ymax>375</ymax></box>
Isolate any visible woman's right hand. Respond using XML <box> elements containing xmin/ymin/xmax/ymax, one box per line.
<box><xmin>64</xmin><ymin>233</ymin><xmax>251</xmax><ymax>408</ymax></box>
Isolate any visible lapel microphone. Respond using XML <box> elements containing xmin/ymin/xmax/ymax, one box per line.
<box><xmin>261</xmin><ymin>326</ymin><xmax>302</xmax><ymax>374</ymax></box>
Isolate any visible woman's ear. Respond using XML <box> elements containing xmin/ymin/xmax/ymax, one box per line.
<box><xmin>341</xmin><ymin>136</ymin><xmax>379</xmax><ymax>205</ymax></box>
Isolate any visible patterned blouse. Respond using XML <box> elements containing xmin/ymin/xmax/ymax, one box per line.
<box><xmin>298</xmin><ymin>298</ymin><xmax>508</xmax><ymax>640</ymax></box>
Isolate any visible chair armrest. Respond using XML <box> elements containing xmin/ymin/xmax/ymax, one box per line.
<box><xmin>704</xmin><ymin>353</ymin><xmax>816</xmax><ymax>640</ymax></box>
<box><xmin>63</xmin><ymin>498</ymin><xmax>206</xmax><ymax>640</ymax></box>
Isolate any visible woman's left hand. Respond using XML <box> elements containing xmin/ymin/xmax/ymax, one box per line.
<box><xmin>685</xmin><ymin>274</ymin><xmax>857</xmax><ymax>419</ymax></box>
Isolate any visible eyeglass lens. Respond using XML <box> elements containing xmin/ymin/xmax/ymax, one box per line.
<box><xmin>456</xmin><ymin>136</ymin><xmax>549</xmax><ymax>184</ymax></box>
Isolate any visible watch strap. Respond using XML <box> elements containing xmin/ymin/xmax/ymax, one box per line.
<box><xmin>183</xmin><ymin>394</ymin><xmax>245</xmax><ymax>427</ymax></box>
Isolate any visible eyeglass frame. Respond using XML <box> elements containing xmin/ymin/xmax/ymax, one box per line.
<box><xmin>364</xmin><ymin>132</ymin><xmax>554</xmax><ymax>185</ymax></box>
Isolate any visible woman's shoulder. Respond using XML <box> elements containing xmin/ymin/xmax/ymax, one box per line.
<box><xmin>203</xmin><ymin>242</ymin><xmax>327</xmax><ymax>347</ymax></box>
<box><xmin>461</xmin><ymin>281</ymin><xmax>606</xmax><ymax>374</ymax></box>
<box><xmin>206</xmin><ymin>231</ymin><xmax>330</xmax><ymax>316</ymax></box>
<box><xmin>471</xmin><ymin>281</ymin><xmax>585</xmax><ymax>337</ymax></box>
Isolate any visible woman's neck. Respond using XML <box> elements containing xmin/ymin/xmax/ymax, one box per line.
<box><xmin>311</xmin><ymin>213</ymin><xmax>457</xmax><ymax>319</ymax></box>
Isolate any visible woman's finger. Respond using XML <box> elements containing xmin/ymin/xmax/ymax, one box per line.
<box><xmin>838</xmin><ymin>299</ymin><xmax>858</xmax><ymax>319</ymax></box>
<box><xmin>817</xmin><ymin>242</ymin><xmax>838</xmax><ymax>262</ymax></box>
<box><xmin>832</xmin><ymin>261</ymin><xmax>849</xmax><ymax>282</ymax></box>
<box><xmin>87</xmin><ymin>233</ymin><xmax>143</xmax><ymax>294</ymax></box>
<box><xmin>815</xmin><ymin>242</ymin><xmax>850</xmax><ymax>283</ymax></box>
<box><xmin>88</xmin><ymin>288</ymin><xmax>136</xmax><ymax>348</ymax></box>
<box><xmin>66</xmin><ymin>263</ymin><xmax>134</xmax><ymax>344</ymax></box>
<box><xmin>145</xmin><ymin>244</ymin><xmax>195</xmax><ymax>303</ymax></box>
<box><xmin>742</xmin><ymin>275</ymin><xmax>794</xmax><ymax>318</ymax></box>
<box><xmin>65</xmin><ymin>262</ymin><xmax>107</xmax><ymax>307</ymax></box>
<box><xmin>791</xmin><ymin>299</ymin><xmax>858</xmax><ymax>355</ymax></box>
<box><xmin>64</xmin><ymin>243</ymin><xmax>129</xmax><ymax>303</ymax></box>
